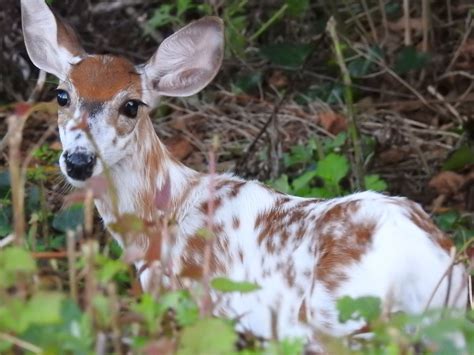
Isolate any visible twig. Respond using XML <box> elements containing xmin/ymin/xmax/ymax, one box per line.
<box><xmin>421</xmin><ymin>0</ymin><xmax>431</xmax><ymax>52</ymax></box>
<box><xmin>0</xmin><ymin>333</ymin><xmax>42</xmax><ymax>354</ymax></box>
<box><xmin>249</xmin><ymin>4</ymin><xmax>288</xmax><ymax>42</ymax></box>
<box><xmin>235</xmin><ymin>34</ymin><xmax>326</xmax><ymax>175</ymax></box>
<box><xmin>361</xmin><ymin>0</ymin><xmax>378</xmax><ymax>42</ymax></box>
<box><xmin>27</xmin><ymin>70</ymin><xmax>46</xmax><ymax>103</ymax></box>
<box><xmin>403</xmin><ymin>0</ymin><xmax>411</xmax><ymax>46</ymax></box>
<box><xmin>327</xmin><ymin>17</ymin><xmax>364</xmax><ymax>190</ymax></box>
<box><xmin>446</xmin><ymin>14</ymin><xmax>473</xmax><ymax>73</ymax></box>
<box><xmin>67</xmin><ymin>230</ymin><xmax>78</xmax><ymax>303</ymax></box>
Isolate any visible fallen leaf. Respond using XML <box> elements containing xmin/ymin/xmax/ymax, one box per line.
<box><xmin>428</xmin><ymin>171</ymin><xmax>466</xmax><ymax>196</ymax></box>
<box><xmin>318</xmin><ymin>111</ymin><xmax>347</xmax><ymax>135</ymax></box>
<box><xmin>165</xmin><ymin>136</ymin><xmax>193</xmax><ymax>160</ymax></box>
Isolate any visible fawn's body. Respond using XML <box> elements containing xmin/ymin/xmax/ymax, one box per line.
<box><xmin>22</xmin><ymin>0</ymin><xmax>467</xmax><ymax>343</ymax></box>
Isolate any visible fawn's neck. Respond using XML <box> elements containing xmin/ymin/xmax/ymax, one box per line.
<box><xmin>94</xmin><ymin>117</ymin><xmax>199</xmax><ymax>242</ymax></box>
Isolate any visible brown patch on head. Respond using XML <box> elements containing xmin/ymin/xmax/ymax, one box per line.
<box><xmin>315</xmin><ymin>201</ymin><xmax>376</xmax><ymax>291</ymax></box>
<box><xmin>70</xmin><ymin>55</ymin><xmax>141</xmax><ymax>102</ymax></box>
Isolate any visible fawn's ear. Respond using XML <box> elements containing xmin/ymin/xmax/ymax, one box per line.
<box><xmin>143</xmin><ymin>17</ymin><xmax>224</xmax><ymax>97</ymax></box>
<box><xmin>21</xmin><ymin>0</ymin><xmax>85</xmax><ymax>80</ymax></box>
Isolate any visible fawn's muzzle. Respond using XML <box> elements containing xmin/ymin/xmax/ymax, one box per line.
<box><xmin>64</xmin><ymin>151</ymin><xmax>96</xmax><ymax>181</ymax></box>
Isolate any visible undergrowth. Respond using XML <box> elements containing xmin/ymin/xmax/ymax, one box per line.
<box><xmin>1</xmin><ymin>0</ymin><xmax>473</xmax><ymax>354</ymax></box>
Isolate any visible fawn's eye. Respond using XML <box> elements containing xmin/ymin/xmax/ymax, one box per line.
<box><xmin>121</xmin><ymin>100</ymin><xmax>142</xmax><ymax>119</ymax></box>
<box><xmin>56</xmin><ymin>89</ymin><xmax>70</xmax><ymax>107</ymax></box>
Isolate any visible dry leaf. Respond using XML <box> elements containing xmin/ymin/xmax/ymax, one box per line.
<box><xmin>165</xmin><ymin>136</ymin><xmax>193</xmax><ymax>160</ymax></box>
<box><xmin>318</xmin><ymin>111</ymin><xmax>347</xmax><ymax>135</ymax></box>
<box><xmin>387</xmin><ymin>18</ymin><xmax>424</xmax><ymax>32</ymax></box>
<box><xmin>428</xmin><ymin>171</ymin><xmax>466</xmax><ymax>196</ymax></box>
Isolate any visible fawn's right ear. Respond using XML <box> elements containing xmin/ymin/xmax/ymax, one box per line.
<box><xmin>21</xmin><ymin>0</ymin><xmax>85</xmax><ymax>80</ymax></box>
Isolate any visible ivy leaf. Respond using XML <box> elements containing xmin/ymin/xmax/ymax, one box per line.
<box><xmin>260</xmin><ymin>43</ymin><xmax>312</xmax><ymax>68</ymax></box>
<box><xmin>394</xmin><ymin>46</ymin><xmax>430</xmax><ymax>74</ymax></box>
<box><xmin>52</xmin><ymin>204</ymin><xmax>84</xmax><ymax>232</ymax></box>
<box><xmin>337</xmin><ymin>296</ymin><xmax>381</xmax><ymax>323</ymax></box>
<box><xmin>177</xmin><ymin>318</ymin><xmax>237</xmax><ymax>355</ymax></box>
<box><xmin>211</xmin><ymin>277</ymin><xmax>261</xmax><ymax>293</ymax></box>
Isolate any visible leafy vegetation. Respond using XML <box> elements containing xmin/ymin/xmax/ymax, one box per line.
<box><xmin>0</xmin><ymin>0</ymin><xmax>473</xmax><ymax>354</ymax></box>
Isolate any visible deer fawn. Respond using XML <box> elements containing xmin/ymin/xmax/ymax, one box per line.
<box><xmin>22</xmin><ymin>0</ymin><xmax>467</xmax><ymax>344</ymax></box>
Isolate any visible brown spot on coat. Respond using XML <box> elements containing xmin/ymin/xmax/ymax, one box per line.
<box><xmin>314</xmin><ymin>201</ymin><xmax>376</xmax><ymax>291</ymax></box>
<box><xmin>232</xmin><ymin>216</ymin><xmax>240</xmax><ymax>230</ymax></box>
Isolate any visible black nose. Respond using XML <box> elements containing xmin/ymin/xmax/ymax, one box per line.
<box><xmin>64</xmin><ymin>151</ymin><xmax>96</xmax><ymax>181</ymax></box>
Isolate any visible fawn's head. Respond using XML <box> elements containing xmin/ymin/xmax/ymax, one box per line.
<box><xmin>21</xmin><ymin>0</ymin><xmax>224</xmax><ymax>187</ymax></box>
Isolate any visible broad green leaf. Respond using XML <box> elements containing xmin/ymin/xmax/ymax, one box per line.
<box><xmin>52</xmin><ymin>204</ymin><xmax>84</xmax><ymax>232</ymax></box>
<box><xmin>337</xmin><ymin>296</ymin><xmax>381</xmax><ymax>323</ymax></box>
<box><xmin>292</xmin><ymin>169</ymin><xmax>318</xmax><ymax>192</ymax></box>
<box><xmin>23</xmin><ymin>292</ymin><xmax>64</xmax><ymax>327</ymax></box>
<box><xmin>211</xmin><ymin>277</ymin><xmax>261</xmax><ymax>293</ymax></box>
<box><xmin>315</xmin><ymin>153</ymin><xmax>349</xmax><ymax>185</ymax></box>
<box><xmin>286</xmin><ymin>0</ymin><xmax>309</xmax><ymax>16</ymax></box>
<box><xmin>1</xmin><ymin>246</ymin><xmax>36</xmax><ymax>273</ymax></box>
<box><xmin>442</xmin><ymin>144</ymin><xmax>474</xmax><ymax>171</ymax></box>
<box><xmin>271</xmin><ymin>174</ymin><xmax>291</xmax><ymax>194</ymax></box>
<box><xmin>178</xmin><ymin>318</ymin><xmax>237</xmax><ymax>355</ymax></box>
<box><xmin>260</xmin><ymin>43</ymin><xmax>312</xmax><ymax>68</ymax></box>
<box><xmin>364</xmin><ymin>174</ymin><xmax>388</xmax><ymax>192</ymax></box>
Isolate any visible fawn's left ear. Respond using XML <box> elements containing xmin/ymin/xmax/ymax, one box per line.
<box><xmin>21</xmin><ymin>0</ymin><xmax>85</xmax><ymax>80</ymax></box>
<box><xmin>142</xmin><ymin>17</ymin><xmax>224</xmax><ymax>98</ymax></box>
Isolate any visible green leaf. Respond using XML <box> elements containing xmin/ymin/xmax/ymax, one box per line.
<box><xmin>364</xmin><ymin>174</ymin><xmax>388</xmax><ymax>192</ymax></box>
<box><xmin>286</xmin><ymin>0</ymin><xmax>309</xmax><ymax>16</ymax></box>
<box><xmin>233</xmin><ymin>71</ymin><xmax>262</xmax><ymax>94</ymax></box>
<box><xmin>271</xmin><ymin>174</ymin><xmax>291</xmax><ymax>194</ymax></box>
<box><xmin>337</xmin><ymin>296</ymin><xmax>381</xmax><ymax>323</ymax></box>
<box><xmin>1</xmin><ymin>246</ymin><xmax>36</xmax><ymax>273</ymax></box>
<box><xmin>148</xmin><ymin>5</ymin><xmax>175</xmax><ymax>29</ymax></box>
<box><xmin>177</xmin><ymin>318</ymin><xmax>237</xmax><ymax>355</ymax></box>
<box><xmin>260</xmin><ymin>43</ymin><xmax>312</xmax><ymax>68</ymax></box>
<box><xmin>0</xmin><ymin>205</ymin><xmax>12</xmax><ymax>237</ymax></box>
<box><xmin>24</xmin><ymin>292</ymin><xmax>64</xmax><ymax>325</ymax></box>
<box><xmin>315</xmin><ymin>153</ymin><xmax>349</xmax><ymax>185</ymax></box>
<box><xmin>52</xmin><ymin>204</ymin><xmax>84</xmax><ymax>232</ymax></box>
<box><xmin>159</xmin><ymin>291</ymin><xmax>199</xmax><ymax>326</ymax></box>
<box><xmin>211</xmin><ymin>277</ymin><xmax>261</xmax><ymax>293</ymax></box>
<box><xmin>98</xmin><ymin>259</ymin><xmax>128</xmax><ymax>284</ymax></box>
<box><xmin>442</xmin><ymin>144</ymin><xmax>474</xmax><ymax>171</ymax></box>
<box><xmin>292</xmin><ymin>169</ymin><xmax>318</xmax><ymax>192</ymax></box>
<box><xmin>394</xmin><ymin>46</ymin><xmax>430</xmax><ymax>74</ymax></box>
